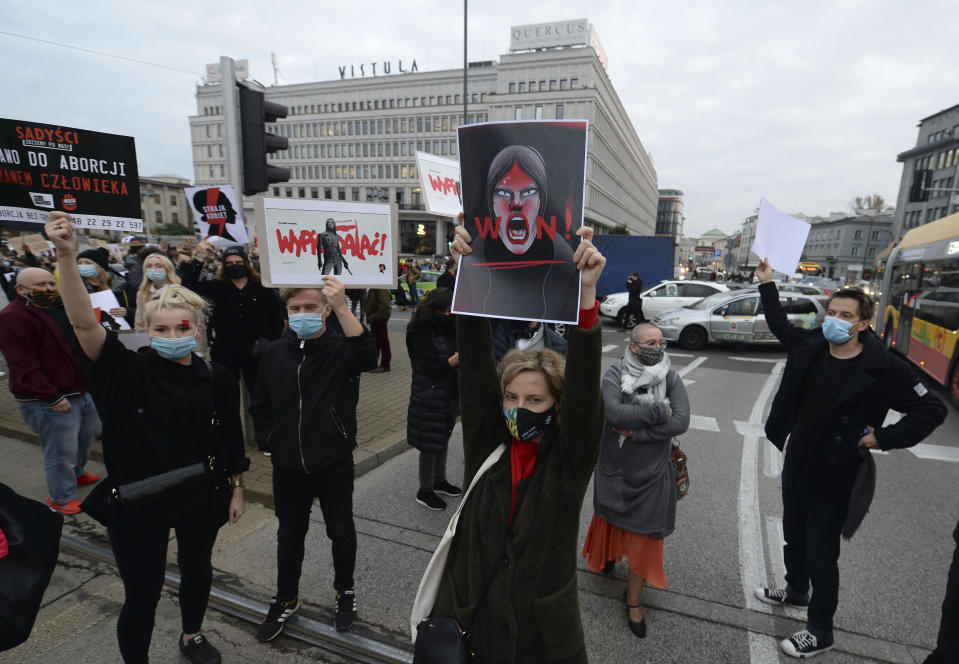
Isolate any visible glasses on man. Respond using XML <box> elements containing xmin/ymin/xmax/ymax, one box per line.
<box><xmin>630</xmin><ymin>339</ymin><xmax>668</xmax><ymax>349</ymax></box>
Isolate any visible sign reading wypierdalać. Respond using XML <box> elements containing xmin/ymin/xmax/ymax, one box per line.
<box><xmin>0</xmin><ymin>118</ymin><xmax>141</xmax><ymax>232</ymax></box>
<box><xmin>185</xmin><ymin>185</ymin><xmax>249</xmax><ymax>246</ymax></box>
<box><xmin>255</xmin><ymin>198</ymin><xmax>397</xmax><ymax>289</ymax></box>
<box><xmin>415</xmin><ymin>151</ymin><xmax>461</xmax><ymax>217</ymax></box>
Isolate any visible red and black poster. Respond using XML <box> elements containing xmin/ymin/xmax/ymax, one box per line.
<box><xmin>0</xmin><ymin>118</ymin><xmax>141</xmax><ymax>232</ymax></box>
<box><xmin>452</xmin><ymin>120</ymin><xmax>588</xmax><ymax>324</ymax></box>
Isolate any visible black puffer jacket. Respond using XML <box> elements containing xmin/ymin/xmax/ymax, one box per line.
<box><xmin>250</xmin><ymin>328</ymin><xmax>377</xmax><ymax>474</ymax></box>
<box><xmin>406</xmin><ymin>316</ymin><xmax>458</xmax><ymax>453</ymax></box>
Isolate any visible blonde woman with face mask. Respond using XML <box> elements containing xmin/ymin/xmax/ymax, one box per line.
<box><xmin>133</xmin><ymin>252</ymin><xmax>181</xmax><ymax>331</ymax></box>
<box><xmin>45</xmin><ymin>212</ymin><xmax>249</xmax><ymax>664</ymax></box>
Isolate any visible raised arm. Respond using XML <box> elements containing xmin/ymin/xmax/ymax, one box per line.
<box><xmin>757</xmin><ymin>258</ymin><xmax>808</xmax><ymax>349</ymax></box>
<box><xmin>44</xmin><ymin>213</ymin><xmax>106</xmax><ymax>362</ymax></box>
<box><xmin>450</xmin><ymin>217</ymin><xmax>503</xmax><ymax>478</ymax></box>
<box><xmin>555</xmin><ymin>226</ymin><xmax>607</xmax><ymax>484</ymax></box>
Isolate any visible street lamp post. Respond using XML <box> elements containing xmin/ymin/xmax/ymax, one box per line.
<box><xmin>139</xmin><ymin>188</ymin><xmax>155</xmax><ymax>244</ymax></box>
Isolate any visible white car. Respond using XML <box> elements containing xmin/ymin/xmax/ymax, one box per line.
<box><xmin>599</xmin><ymin>280</ymin><xmax>729</xmax><ymax>326</ymax></box>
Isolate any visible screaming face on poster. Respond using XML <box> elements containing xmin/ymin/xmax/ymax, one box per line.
<box><xmin>452</xmin><ymin>121</ymin><xmax>587</xmax><ymax>324</ymax></box>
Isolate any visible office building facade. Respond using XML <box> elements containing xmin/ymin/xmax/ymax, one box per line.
<box><xmin>189</xmin><ymin>19</ymin><xmax>658</xmax><ymax>256</ymax></box>
<box><xmin>893</xmin><ymin>103</ymin><xmax>959</xmax><ymax>240</ymax></box>
<box><xmin>802</xmin><ymin>211</ymin><xmax>894</xmax><ymax>281</ymax></box>
<box><xmin>656</xmin><ymin>188</ymin><xmax>684</xmax><ymax>238</ymax></box>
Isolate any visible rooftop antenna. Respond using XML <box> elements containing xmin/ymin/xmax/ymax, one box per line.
<box><xmin>271</xmin><ymin>51</ymin><xmax>278</xmax><ymax>86</ymax></box>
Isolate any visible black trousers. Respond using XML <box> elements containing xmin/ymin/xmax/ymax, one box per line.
<box><xmin>273</xmin><ymin>458</ymin><xmax>356</xmax><ymax>600</ymax></box>
<box><xmin>781</xmin><ymin>458</ymin><xmax>849</xmax><ymax>635</ymax></box>
<box><xmin>107</xmin><ymin>509</ymin><xmax>220</xmax><ymax>664</ymax></box>
<box><xmin>928</xmin><ymin>519</ymin><xmax>959</xmax><ymax>663</ymax></box>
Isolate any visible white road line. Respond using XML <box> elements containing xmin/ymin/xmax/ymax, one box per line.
<box><xmin>739</xmin><ymin>360</ymin><xmax>785</xmax><ymax>617</ymax></box>
<box><xmin>677</xmin><ymin>356</ymin><xmax>707</xmax><ymax>377</ymax></box>
<box><xmin>728</xmin><ymin>356</ymin><xmax>783</xmax><ymax>363</ymax></box>
<box><xmin>669</xmin><ymin>352</ymin><xmax>695</xmax><ymax>358</ymax></box>
<box><xmin>764</xmin><ymin>442</ymin><xmax>784</xmax><ymax>478</ymax></box>
<box><xmin>764</xmin><ymin>516</ymin><xmax>805</xmax><ymax>620</ymax></box>
<box><xmin>682</xmin><ymin>379</ymin><xmax>696</xmax><ymax>386</ymax></box>
<box><xmin>734</xmin><ymin>421</ymin><xmax>782</xmax><ymax>478</ymax></box>
<box><xmin>910</xmin><ymin>443</ymin><xmax>959</xmax><ymax>462</ymax></box>
<box><xmin>748</xmin><ymin>633</ymin><xmax>782</xmax><ymax>664</ymax></box>
<box><xmin>601</xmin><ymin>344</ymin><xmax>619</xmax><ymax>353</ymax></box>
<box><xmin>689</xmin><ymin>415</ymin><xmax>719</xmax><ymax>432</ymax></box>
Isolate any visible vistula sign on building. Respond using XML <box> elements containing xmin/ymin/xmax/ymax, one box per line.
<box><xmin>510</xmin><ymin>19</ymin><xmax>590</xmax><ymax>51</ymax></box>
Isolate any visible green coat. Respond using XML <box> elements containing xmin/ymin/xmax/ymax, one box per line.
<box><xmin>432</xmin><ymin>314</ymin><xmax>604</xmax><ymax>663</ymax></box>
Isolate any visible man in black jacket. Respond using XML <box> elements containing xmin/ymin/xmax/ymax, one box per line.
<box><xmin>753</xmin><ymin>259</ymin><xmax>946</xmax><ymax>659</ymax></box>
<box><xmin>250</xmin><ymin>276</ymin><xmax>377</xmax><ymax>640</ymax></box>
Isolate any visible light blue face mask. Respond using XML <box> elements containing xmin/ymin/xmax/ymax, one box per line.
<box><xmin>151</xmin><ymin>333</ymin><xmax>197</xmax><ymax>360</ymax></box>
<box><xmin>822</xmin><ymin>316</ymin><xmax>856</xmax><ymax>344</ymax></box>
<box><xmin>288</xmin><ymin>313</ymin><xmax>325</xmax><ymax>339</ymax></box>
<box><xmin>78</xmin><ymin>264</ymin><xmax>99</xmax><ymax>278</ymax></box>
<box><xmin>145</xmin><ymin>268</ymin><xmax>167</xmax><ymax>283</ymax></box>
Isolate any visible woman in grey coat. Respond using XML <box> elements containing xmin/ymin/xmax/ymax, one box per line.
<box><xmin>581</xmin><ymin>322</ymin><xmax>690</xmax><ymax>638</ymax></box>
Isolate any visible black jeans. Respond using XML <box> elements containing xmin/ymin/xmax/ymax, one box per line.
<box><xmin>107</xmin><ymin>509</ymin><xmax>220</xmax><ymax>664</ymax></box>
<box><xmin>781</xmin><ymin>458</ymin><xmax>849</xmax><ymax>635</ymax></box>
<box><xmin>418</xmin><ymin>448</ymin><xmax>448</xmax><ymax>492</ymax></box>
<box><xmin>273</xmin><ymin>458</ymin><xmax>356</xmax><ymax>600</ymax></box>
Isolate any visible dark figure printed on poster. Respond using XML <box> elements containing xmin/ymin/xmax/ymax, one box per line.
<box><xmin>452</xmin><ymin>122</ymin><xmax>587</xmax><ymax>323</ymax></box>
<box><xmin>318</xmin><ymin>217</ymin><xmax>346</xmax><ymax>275</ymax></box>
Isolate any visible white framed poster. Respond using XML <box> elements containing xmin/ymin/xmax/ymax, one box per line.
<box><xmin>185</xmin><ymin>185</ymin><xmax>249</xmax><ymax>246</ymax></box>
<box><xmin>255</xmin><ymin>197</ymin><xmax>397</xmax><ymax>289</ymax></box>
<box><xmin>415</xmin><ymin>151</ymin><xmax>461</xmax><ymax>217</ymax></box>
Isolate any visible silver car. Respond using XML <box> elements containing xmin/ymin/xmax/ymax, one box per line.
<box><xmin>651</xmin><ymin>290</ymin><xmax>828</xmax><ymax>350</ymax></box>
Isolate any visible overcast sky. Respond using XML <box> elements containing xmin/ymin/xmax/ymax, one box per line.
<box><xmin>3</xmin><ymin>1</ymin><xmax>956</xmax><ymax>237</ymax></box>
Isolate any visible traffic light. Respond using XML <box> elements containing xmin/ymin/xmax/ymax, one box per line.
<box><xmin>238</xmin><ymin>83</ymin><xmax>290</xmax><ymax>195</ymax></box>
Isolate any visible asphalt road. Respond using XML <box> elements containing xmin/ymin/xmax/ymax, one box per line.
<box><xmin>1</xmin><ymin>309</ymin><xmax>956</xmax><ymax>663</ymax></box>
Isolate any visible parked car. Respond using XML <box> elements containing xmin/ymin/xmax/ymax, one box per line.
<box><xmin>650</xmin><ymin>289</ymin><xmax>828</xmax><ymax>350</ymax></box>
<box><xmin>394</xmin><ymin>269</ymin><xmax>442</xmax><ymax>301</ymax></box>
<box><xmin>599</xmin><ymin>280</ymin><xmax>728</xmax><ymax>326</ymax></box>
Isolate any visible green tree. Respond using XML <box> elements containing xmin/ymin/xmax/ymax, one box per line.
<box><xmin>608</xmin><ymin>224</ymin><xmax>630</xmax><ymax>235</ymax></box>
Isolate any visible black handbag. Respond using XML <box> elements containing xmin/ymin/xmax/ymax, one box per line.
<box><xmin>412</xmin><ymin>481</ymin><xmax>532</xmax><ymax>663</ymax></box>
<box><xmin>413</xmin><ymin>617</ymin><xmax>473</xmax><ymax>663</ymax></box>
<box><xmin>0</xmin><ymin>483</ymin><xmax>63</xmax><ymax>652</ymax></box>
<box><xmin>111</xmin><ymin>459</ymin><xmax>212</xmax><ymax>527</ymax></box>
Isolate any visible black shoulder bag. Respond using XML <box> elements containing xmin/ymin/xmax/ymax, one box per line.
<box><xmin>413</xmin><ymin>488</ymin><xmax>530</xmax><ymax>663</ymax></box>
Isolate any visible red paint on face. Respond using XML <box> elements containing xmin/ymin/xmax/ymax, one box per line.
<box><xmin>493</xmin><ymin>160</ymin><xmax>541</xmax><ymax>255</ymax></box>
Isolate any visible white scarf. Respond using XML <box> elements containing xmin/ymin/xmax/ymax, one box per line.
<box><xmin>620</xmin><ymin>346</ymin><xmax>672</xmax><ymax>405</ymax></box>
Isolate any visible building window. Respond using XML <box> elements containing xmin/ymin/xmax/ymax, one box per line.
<box><xmin>515</xmin><ymin>107</ymin><xmax>523</xmax><ymax>120</ymax></box>
<box><xmin>273</xmin><ymin>187</ymin><xmax>279</xmax><ymax>196</ymax></box>
<box><xmin>311</xmin><ymin>187</ymin><xmax>318</xmax><ymax>198</ymax></box>
<box><xmin>352</xmin><ymin>187</ymin><xmax>360</xmax><ymax>201</ymax></box>
<box><xmin>571</xmin><ymin>78</ymin><xmax>579</xmax><ymax>88</ymax></box>
<box><xmin>560</xmin><ymin>79</ymin><xmax>568</xmax><ymax>90</ymax></box>
<box><xmin>535</xmin><ymin>106</ymin><xmax>543</xmax><ymax>120</ymax></box>
<box><xmin>519</xmin><ymin>82</ymin><xmax>526</xmax><ymax>93</ymax></box>
<box><xmin>153</xmin><ymin>192</ymin><xmax>161</xmax><ymax>204</ymax></box>
<box><xmin>338</xmin><ymin>187</ymin><xmax>346</xmax><ymax>200</ymax></box>
<box><xmin>556</xmin><ymin>104</ymin><xmax>564</xmax><ymax>119</ymax></box>
<box><xmin>298</xmin><ymin>187</ymin><xmax>305</xmax><ymax>198</ymax></box>
<box><xmin>549</xmin><ymin>79</ymin><xmax>557</xmax><ymax>91</ymax></box>
<box><xmin>851</xmin><ymin>246</ymin><xmax>860</xmax><ymax>256</ymax></box>
<box><xmin>853</xmin><ymin>230</ymin><xmax>862</xmax><ymax>239</ymax></box>
<box><xmin>155</xmin><ymin>210</ymin><xmax>163</xmax><ymax>225</ymax></box>
<box><xmin>509</xmin><ymin>82</ymin><xmax>516</xmax><ymax>93</ymax></box>
<box><xmin>324</xmin><ymin>187</ymin><xmax>332</xmax><ymax>199</ymax></box>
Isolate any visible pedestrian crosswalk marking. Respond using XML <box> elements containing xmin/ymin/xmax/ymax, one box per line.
<box><xmin>601</xmin><ymin>344</ymin><xmax>619</xmax><ymax>353</ymax></box>
<box><xmin>689</xmin><ymin>415</ymin><xmax>719</xmax><ymax>432</ymax></box>
<box><xmin>909</xmin><ymin>443</ymin><xmax>959</xmax><ymax>462</ymax></box>
<box><xmin>728</xmin><ymin>356</ymin><xmax>783</xmax><ymax>363</ymax></box>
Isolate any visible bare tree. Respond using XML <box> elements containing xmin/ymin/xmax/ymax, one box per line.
<box><xmin>849</xmin><ymin>194</ymin><xmax>886</xmax><ymax>212</ymax></box>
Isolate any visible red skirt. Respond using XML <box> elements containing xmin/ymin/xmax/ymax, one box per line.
<box><xmin>581</xmin><ymin>514</ymin><xmax>668</xmax><ymax>589</ymax></box>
